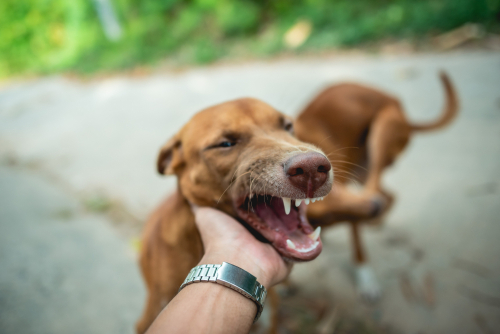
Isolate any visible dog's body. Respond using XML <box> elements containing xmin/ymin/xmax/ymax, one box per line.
<box><xmin>136</xmin><ymin>73</ymin><xmax>458</xmax><ymax>332</ymax></box>
<box><xmin>295</xmin><ymin>72</ymin><xmax>458</xmax><ymax>298</ymax></box>
<box><xmin>136</xmin><ymin>98</ymin><xmax>333</xmax><ymax>333</ymax></box>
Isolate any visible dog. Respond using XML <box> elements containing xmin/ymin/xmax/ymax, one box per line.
<box><xmin>136</xmin><ymin>98</ymin><xmax>334</xmax><ymax>333</ymax></box>
<box><xmin>294</xmin><ymin>72</ymin><xmax>458</xmax><ymax>299</ymax></box>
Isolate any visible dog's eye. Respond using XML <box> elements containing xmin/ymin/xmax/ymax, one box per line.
<box><xmin>284</xmin><ymin>122</ymin><xmax>293</xmax><ymax>132</ymax></box>
<box><xmin>218</xmin><ymin>141</ymin><xmax>236</xmax><ymax>148</ymax></box>
<box><xmin>205</xmin><ymin>138</ymin><xmax>239</xmax><ymax>150</ymax></box>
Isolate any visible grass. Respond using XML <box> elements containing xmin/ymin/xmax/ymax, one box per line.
<box><xmin>1</xmin><ymin>0</ymin><xmax>499</xmax><ymax>79</ymax></box>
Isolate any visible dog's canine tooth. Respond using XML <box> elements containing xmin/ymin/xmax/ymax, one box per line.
<box><xmin>295</xmin><ymin>199</ymin><xmax>302</xmax><ymax>207</ymax></box>
<box><xmin>308</xmin><ymin>226</ymin><xmax>321</xmax><ymax>241</ymax></box>
<box><xmin>286</xmin><ymin>239</ymin><xmax>296</xmax><ymax>250</ymax></box>
<box><xmin>304</xmin><ymin>198</ymin><xmax>310</xmax><ymax>205</ymax></box>
<box><xmin>282</xmin><ymin>197</ymin><xmax>291</xmax><ymax>215</ymax></box>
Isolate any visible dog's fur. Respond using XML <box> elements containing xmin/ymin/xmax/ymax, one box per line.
<box><xmin>136</xmin><ymin>98</ymin><xmax>333</xmax><ymax>333</ymax></box>
<box><xmin>294</xmin><ymin>72</ymin><xmax>458</xmax><ymax>298</ymax></box>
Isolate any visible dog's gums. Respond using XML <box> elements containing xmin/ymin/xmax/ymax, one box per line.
<box><xmin>235</xmin><ymin>194</ymin><xmax>325</xmax><ymax>261</ymax></box>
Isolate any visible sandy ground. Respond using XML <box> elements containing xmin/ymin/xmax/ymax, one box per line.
<box><xmin>0</xmin><ymin>50</ymin><xmax>499</xmax><ymax>334</ymax></box>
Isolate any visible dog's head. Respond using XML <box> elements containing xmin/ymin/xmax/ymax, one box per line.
<box><xmin>157</xmin><ymin>98</ymin><xmax>333</xmax><ymax>261</ymax></box>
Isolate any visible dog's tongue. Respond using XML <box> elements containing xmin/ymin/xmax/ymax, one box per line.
<box><xmin>254</xmin><ymin>197</ymin><xmax>322</xmax><ymax>260</ymax></box>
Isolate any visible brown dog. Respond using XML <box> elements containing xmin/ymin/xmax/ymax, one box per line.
<box><xmin>294</xmin><ymin>72</ymin><xmax>458</xmax><ymax>299</ymax></box>
<box><xmin>136</xmin><ymin>98</ymin><xmax>334</xmax><ymax>333</ymax></box>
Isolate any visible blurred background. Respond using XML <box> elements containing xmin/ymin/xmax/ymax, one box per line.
<box><xmin>1</xmin><ymin>1</ymin><xmax>500</xmax><ymax>333</ymax></box>
<box><xmin>2</xmin><ymin>0</ymin><xmax>500</xmax><ymax>78</ymax></box>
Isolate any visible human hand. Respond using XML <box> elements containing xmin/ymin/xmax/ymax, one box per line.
<box><xmin>191</xmin><ymin>206</ymin><xmax>292</xmax><ymax>288</ymax></box>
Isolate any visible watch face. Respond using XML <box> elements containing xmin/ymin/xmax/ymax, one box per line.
<box><xmin>217</xmin><ymin>262</ymin><xmax>258</xmax><ymax>298</ymax></box>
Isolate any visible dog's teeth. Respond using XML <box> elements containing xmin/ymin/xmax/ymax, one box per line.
<box><xmin>304</xmin><ymin>198</ymin><xmax>310</xmax><ymax>205</ymax></box>
<box><xmin>295</xmin><ymin>199</ymin><xmax>302</xmax><ymax>207</ymax></box>
<box><xmin>282</xmin><ymin>197</ymin><xmax>291</xmax><ymax>215</ymax></box>
<box><xmin>308</xmin><ymin>226</ymin><xmax>321</xmax><ymax>241</ymax></box>
<box><xmin>312</xmin><ymin>198</ymin><xmax>316</xmax><ymax>203</ymax></box>
<box><xmin>286</xmin><ymin>239</ymin><xmax>296</xmax><ymax>250</ymax></box>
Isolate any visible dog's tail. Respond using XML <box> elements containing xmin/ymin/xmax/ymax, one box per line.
<box><xmin>410</xmin><ymin>71</ymin><xmax>459</xmax><ymax>132</ymax></box>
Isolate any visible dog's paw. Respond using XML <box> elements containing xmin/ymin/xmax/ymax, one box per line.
<box><xmin>369</xmin><ymin>194</ymin><xmax>386</xmax><ymax>217</ymax></box>
<box><xmin>355</xmin><ymin>264</ymin><xmax>381</xmax><ymax>302</ymax></box>
<box><xmin>365</xmin><ymin>192</ymin><xmax>395</xmax><ymax>225</ymax></box>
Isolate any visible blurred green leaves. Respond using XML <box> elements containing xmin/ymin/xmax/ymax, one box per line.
<box><xmin>0</xmin><ymin>0</ymin><xmax>97</xmax><ymax>76</ymax></box>
<box><xmin>215</xmin><ymin>1</ymin><xmax>259</xmax><ymax>36</ymax></box>
<box><xmin>0</xmin><ymin>0</ymin><xmax>499</xmax><ymax>78</ymax></box>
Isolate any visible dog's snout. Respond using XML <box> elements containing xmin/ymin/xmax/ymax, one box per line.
<box><xmin>284</xmin><ymin>152</ymin><xmax>331</xmax><ymax>197</ymax></box>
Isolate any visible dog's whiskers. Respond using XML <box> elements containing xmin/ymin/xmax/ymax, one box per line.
<box><xmin>330</xmin><ymin>160</ymin><xmax>368</xmax><ymax>171</ymax></box>
<box><xmin>333</xmin><ymin>169</ymin><xmax>362</xmax><ymax>183</ymax></box>
<box><xmin>248</xmin><ymin>170</ymin><xmax>267</xmax><ymax>213</ymax></box>
<box><xmin>317</xmin><ymin>135</ymin><xmax>333</xmax><ymax>146</ymax></box>
<box><xmin>216</xmin><ymin>167</ymin><xmax>254</xmax><ymax>204</ymax></box>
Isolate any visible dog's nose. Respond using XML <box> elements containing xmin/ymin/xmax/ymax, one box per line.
<box><xmin>284</xmin><ymin>152</ymin><xmax>331</xmax><ymax>197</ymax></box>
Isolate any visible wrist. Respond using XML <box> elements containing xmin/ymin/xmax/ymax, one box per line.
<box><xmin>198</xmin><ymin>247</ymin><xmax>271</xmax><ymax>288</ymax></box>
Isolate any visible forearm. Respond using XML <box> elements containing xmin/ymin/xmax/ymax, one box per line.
<box><xmin>147</xmin><ymin>281</ymin><xmax>256</xmax><ymax>334</ymax></box>
<box><xmin>146</xmin><ymin>252</ymin><xmax>268</xmax><ymax>334</ymax></box>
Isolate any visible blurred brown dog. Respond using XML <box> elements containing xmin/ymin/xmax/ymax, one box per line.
<box><xmin>136</xmin><ymin>98</ymin><xmax>334</xmax><ymax>333</ymax></box>
<box><xmin>295</xmin><ymin>72</ymin><xmax>458</xmax><ymax>299</ymax></box>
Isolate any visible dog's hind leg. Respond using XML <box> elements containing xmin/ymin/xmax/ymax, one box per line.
<box><xmin>364</xmin><ymin>103</ymin><xmax>410</xmax><ymax>195</ymax></box>
<box><xmin>350</xmin><ymin>222</ymin><xmax>381</xmax><ymax>301</ymax></box>
<box><xmin>339</xmin><ymin>103</ymin><xmax>407</xmax><ymax>224</ymax></box>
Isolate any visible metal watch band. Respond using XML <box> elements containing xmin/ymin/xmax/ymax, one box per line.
<box><xmin>178</xmin><ymin>262</ymin><xmax>267</xmax><ymax>322</ymax></box>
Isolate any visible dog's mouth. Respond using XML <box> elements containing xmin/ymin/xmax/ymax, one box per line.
<box><xmin>235</xmin><ymin>194</ymin><xmax>325</xmax><ymax>261</ymax></box>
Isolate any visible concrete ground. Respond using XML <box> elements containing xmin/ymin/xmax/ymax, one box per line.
<box><xmin>0</xmin><ymin>51</ymin><xmax>499</xmax><ymax>333</ymax></box>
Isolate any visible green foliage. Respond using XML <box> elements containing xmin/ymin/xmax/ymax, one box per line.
<box><xmin>215</xmin><ymin>1</ymin><xmax>260</xmax><ymax>36</ymax></box>
<box><xmin>1</xmin><ymin>0</ymin><xmax>499</xmax><ymax>78</ymax></box>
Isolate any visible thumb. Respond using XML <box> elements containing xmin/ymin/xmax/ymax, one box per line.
<box><xmin>191</xmin><ymin>206</ymin><xmax>247</xmax><ymax>249</ymax></box>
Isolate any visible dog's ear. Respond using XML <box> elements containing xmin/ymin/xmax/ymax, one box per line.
<box><xmin>157</xmin><ymin>135</ymin><xmax>184</xmax><ymax>175</ymax></box>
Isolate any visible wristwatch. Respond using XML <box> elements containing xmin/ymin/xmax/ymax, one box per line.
<box><xmin>178</xmin><ymin>262</ymin><xmax>267</xmax><ymax>322</ymax></box>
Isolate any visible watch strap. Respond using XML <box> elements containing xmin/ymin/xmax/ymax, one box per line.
<box><xmin>179</xmin><ymin>262</ymin><xmax>267</xmax><ymax>322</ymax></box>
